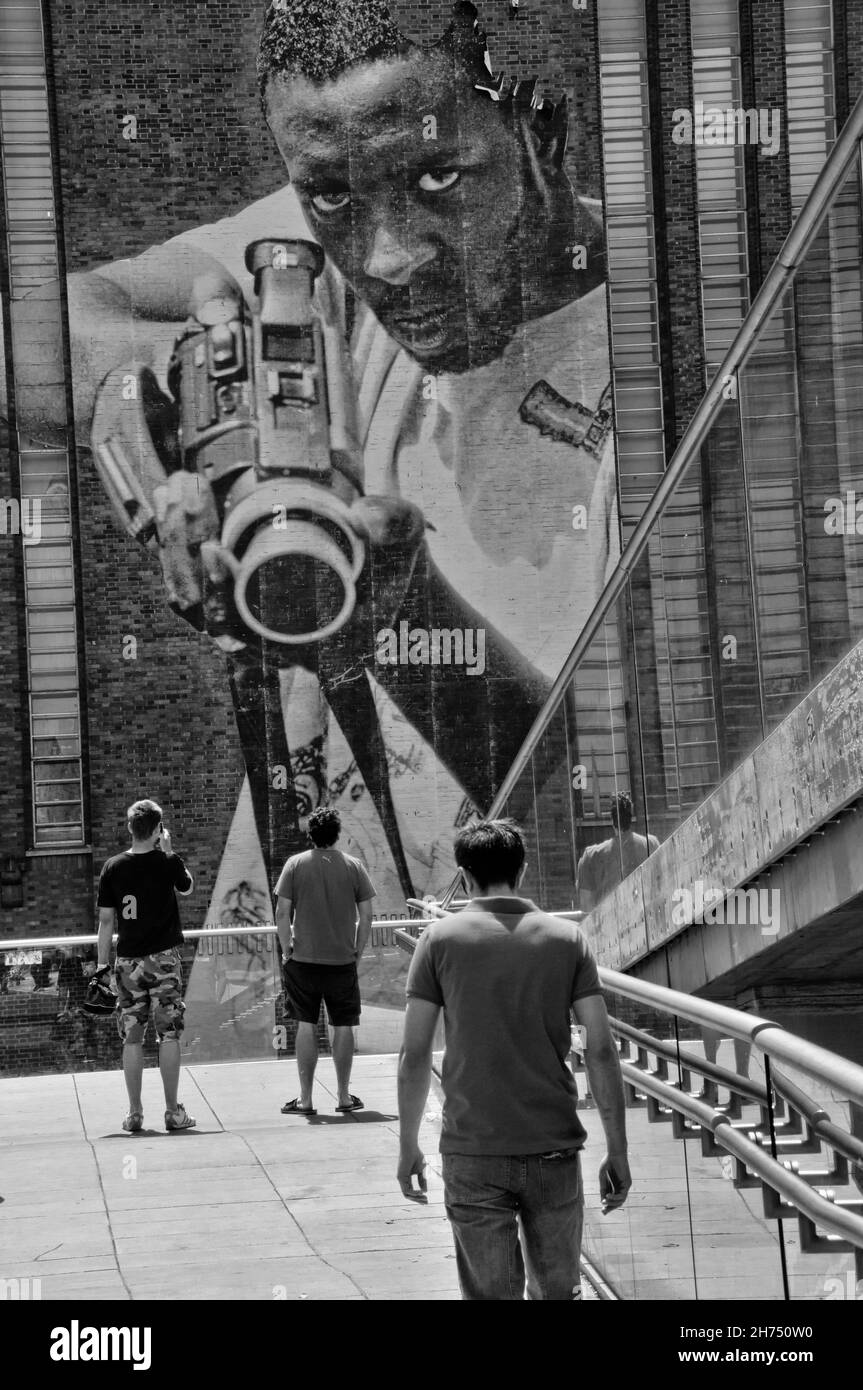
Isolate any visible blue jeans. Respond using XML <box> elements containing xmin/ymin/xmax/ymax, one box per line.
<box><xmin>442</xmin><ymin>1150</ymin><xmax>584</xmax><ymax>1301</ymax></box>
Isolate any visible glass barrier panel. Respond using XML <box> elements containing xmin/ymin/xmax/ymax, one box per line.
<box><xmin>0</xmin><ymin>929</ymin><xmax>413</xmax><ymax>1078</ymax></box>
<box><xmin>580</xmin><ymin>980</ymin><xmax>698</xmax><ymax>1299</ymax></box>
<box><xmin>595</xmin><ymin>975</ymin><xmax>789</xmax><ymax>1299</ymax></box>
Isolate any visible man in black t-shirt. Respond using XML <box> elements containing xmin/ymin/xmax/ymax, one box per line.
<box><xmin>96</xmin><ymin>798</ymin><xmax>196</xmax><ymax>1133</ymax></box>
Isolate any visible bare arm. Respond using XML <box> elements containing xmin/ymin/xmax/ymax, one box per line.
<box><xmin>97</xmin><ymin>907</ymin><xmax>116</xmax><ymax>970</ymax></box>
<box><xmin>397</xmin><ymin>997</ymin><xmax>440</xmax><ymax>1199</ymax></box>
<box><xmin>275</xmin><ymin>896</ymin><xmax>294</xmax><ymax>959</ymax></box>
<box><xmin>573</xmin><ymin>992</ymin><xmax>631</xmax><ymax>1212</ymax></box>
<box><xmin>355</xmin><ymin>898</ymin><xmax>374</xmax><ymax>959</ymax></box>
<box><xmin>575</xmin><ymin>852</ymin><xmax>597</xmax><ymax>913</ymax></box>
<box><xmin>64</xmin><ymin>244</ymin><xmax>244</xmax><ymax>441</ymax></box>
<box><xmin>160</xmin><ymin>828</ymin><xmax>194</xmax><ymax>894</ymax></box>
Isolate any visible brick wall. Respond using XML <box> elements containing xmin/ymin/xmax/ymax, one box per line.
<box><xmin>7</xmin><ymin>0</ymin><xmax>852</xmax><ymax>943</ymax></box>
<box><xmin>0</xmin><ymin>444</ymin><xmax>28</xmax><ymax>891</ymax></box>
<box><xmin>34</xmin><ymin>0</ymin><xmax>606</xmax><ymax>938</ymax></box>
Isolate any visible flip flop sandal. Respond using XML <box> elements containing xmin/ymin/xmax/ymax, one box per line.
<box><xmin>335</xmin><ymin>1095</ymin><xmax>364</xmax><ymax>1113</ymax></box>
<box><xmin>164</xmin><ymin>1104</ymin><xmax>196</xmax><ymax>1131</ymax></box>
<box><xmin>281</xmin><ymin>1098</ymin><xmax>317</xmax><ymax>1115</ymax></box>
<box><xmin>122</xmin><ymin>1112</ymin><xmax>143</xmax><ymax>1133</ymax></box>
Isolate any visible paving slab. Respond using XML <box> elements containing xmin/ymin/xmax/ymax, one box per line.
<box><xmin>0</xmin><ymin>1056</ymin><xmax>461</xmax><ymax>1301</ymax></box>
<box><xmin>3</xmin><ymin>1053</ymin><xmax>852</xmax><ymax>1301</ymax></box>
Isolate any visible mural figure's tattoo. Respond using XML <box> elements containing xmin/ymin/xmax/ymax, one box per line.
<box><xmin>289</xmin><ymin>736</ymin><xmax>328</xmax><ymax>817</ymax></box>
<box><xmin>323</xmin><ymin>651</ymin><xmax>378</xmax><ymax>693</ymax></box>
<box><xmin>218</xmin><ymin>881</ymin><xmax>272</xmax><ymax>928</ymax></box>
<box><xmin>519</xmin><ymin>380</ymin><xmax>613</xmax><ymax>459</ymax></box>
<box><xmin>455</xmin><ymin>795</ymin><xmax>482</xmax><ymax>829</ymax></box>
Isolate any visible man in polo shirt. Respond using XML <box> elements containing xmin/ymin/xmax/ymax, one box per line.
<box><xmin>275</xmin><ymin>806</ymin><xmax>376</xmax><ymax>1115</ymax></box>
<box><xmin>96</xmin><ymin>798</ymin><xmax>196</xmax><ymax>1133</ymax></box>
<box><xmin>397</xmin><ymin>818</ymin><xmax>631</xmax><ymax>1301</ymax></box>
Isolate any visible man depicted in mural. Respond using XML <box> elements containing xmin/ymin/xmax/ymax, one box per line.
<box><xmin>67</xmin><ymin>0</ymin><xmax>618</xmax><ymax>912</ymax></box>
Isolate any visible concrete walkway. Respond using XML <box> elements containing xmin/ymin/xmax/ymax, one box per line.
<box><xmin>0</xmin><ymin>1056</ymin><xmax>460</xmax><ymax>1301</ymax></box>
<box><xmin>4</xmin><ymin>1052</ymin><xmax>849</xmax><ymax>1301</ymax></box>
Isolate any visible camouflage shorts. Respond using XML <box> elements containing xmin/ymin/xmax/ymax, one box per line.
<box><xmin>113</xmin><ymin>949</ymin><xmax>185</xmax><ymax>1043</ymax></box>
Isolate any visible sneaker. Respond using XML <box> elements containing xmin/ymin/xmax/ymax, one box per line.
<box><xmin>122</xmin><ymin>1112</ymin><xmax>143</xmax><ymax>1133</ymax></box>
<box><xmin>165</xmin><ymin>1104</ymin><xmax>196</xmax><ymax>1132</ymax></box>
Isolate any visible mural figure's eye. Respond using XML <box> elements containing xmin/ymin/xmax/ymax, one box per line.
<box><xmin>417</xmin><ymin>169</ymin><xmax>461</xmax><ymax>193</ymax></box>
<box><xmin>310</xmin><ymin>189</ymin><xmax>351</xmax><ymax>214</ymax></box>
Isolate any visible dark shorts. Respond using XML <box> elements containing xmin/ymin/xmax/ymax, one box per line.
<box><xmin>283</xmin><ymin>959</ymin><xmax>361</xmax><ymax>1027</ymax></box>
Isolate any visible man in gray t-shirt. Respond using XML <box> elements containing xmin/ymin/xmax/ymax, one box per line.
<box><xmin>275</xmin><ymin>807</ymin><xmax>376</xmax><ymax>1116</ymax></box>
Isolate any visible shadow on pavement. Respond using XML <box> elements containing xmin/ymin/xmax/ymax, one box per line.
<box><xmin>301</xmin><ymin>1110</ymin><xmax>398</xmax><ymax>1125</ymax></box>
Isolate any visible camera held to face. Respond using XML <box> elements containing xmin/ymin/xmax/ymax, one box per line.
<box><xmin>91</xmin><ymin>238</ymin><xmax>365</xmax><ymax>647</ymax></box>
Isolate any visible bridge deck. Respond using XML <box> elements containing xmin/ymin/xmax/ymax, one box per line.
<box><xmin>0</xmin><ymin>1056</ymin><xmax>460</xmax><ymax>1301</ymax></box>
<box><xmin>2</xmin><ymin>1051</ymin><xmax>852</xmax><ymax>1301</ymax></box>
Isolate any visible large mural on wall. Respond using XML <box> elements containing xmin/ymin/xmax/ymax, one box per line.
<box><xmin>56</xmin><ymin>0</ymin><xmax>618</xmax><ymax>929</ymax></box>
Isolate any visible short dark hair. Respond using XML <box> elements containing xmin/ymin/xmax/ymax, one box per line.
<box><xmin>258</xmin><ymin>0</ymin><xmax>405</xmax><ymax>95</ymax></box>
<box><xmin>258</xmin><ymin>1</ymin><xmax>524</xmax><ymax>105</ymax></box>
<box><xmin>610</xmin><ymin>793</ymin><xmax>633</xmax><ymax>832</ymax></box>
<box><xmin>454</xmin><ymin>818</ymin><xmax>525</xmax><ymax>890</ymax></box>
<box><xmin>127</xmin><ymin>799</ymin><xmax>162</xmax><ymax>840</ymax></box>
<box><xmin>257</xmin><ymin>0</ymin><xmax>570</xmax><ymax>176</ymax></box>
<box><xmin>308</xmin><ymin>806</ymin><xmax>341</xmax><ymax>847</ymax></box>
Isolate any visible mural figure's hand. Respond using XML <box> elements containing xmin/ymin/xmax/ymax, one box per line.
<box><xmin>348</xmin><ymin>495</ymin><xmax>428</xmax><ymax>635</ymax></box>
<box><xmin>90</xmin><ymin>363</ymin><xmax>247</xmax><ymax>650</ymax></box>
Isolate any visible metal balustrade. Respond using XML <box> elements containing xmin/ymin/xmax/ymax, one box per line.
<box><xmin>394</xmin><ymin>917</ymin><xmax>863</xmax><ymax>1287</ymax></box>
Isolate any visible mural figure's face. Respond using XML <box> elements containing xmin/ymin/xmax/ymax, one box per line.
<box><xmin>268</xmin><ymin>52</ymin><xmax>557</xmax><ymax>373</ymax></box>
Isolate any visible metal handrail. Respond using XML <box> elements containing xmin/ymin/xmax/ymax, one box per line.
<box><xmin>393</xmin><ymin>926</ymin><xmax>863</xmax><ymax>1109</ymax></box>
<box><xmin>770</xmin><ymin>1067</ymin><xmax>863</xmax><ymax>1172</ymax></box>
<box><xmin>0</xmin><ymin>919</ymin><xmax>423</xmax><ymax>952</ymax></box>
<box><xmin>608</xmin><ymin>1012</ymin><xmax>863</xmax><ymax>1175</ymax></box>
<box><xmin>609</xmin><ymin>1015</ymin><xmax>769</xmax><ymax>1107</ymax></box>
<box><xmin>623</xmin><ymin>1063</ymin><xmax>863</xmax><ymax>1249</ymax></box>
<box><xmin>10</xmin><ymin>916</ymin><xmax>863</xmax><ymax>1115</ymax></box>
<box><xmin>601</xmin><ymin>967</ymin><xmax>863</xmax><ymax>1104</ymax></box>
<box><xmin>0</xmin><ymin>907</ymin><xmax>577</xmax><ymax>956</ymax></box>
<box><xmin>616</xmin><ymin>1021</ymin><xmax>863</xmax><ymax>1174</ymax></box>
<box><xmin>407</xmin><ymin>897</ymin><xmax>585</xmax><ymax>925</ymax></box>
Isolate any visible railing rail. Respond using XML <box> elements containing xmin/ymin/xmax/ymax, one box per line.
<box><xmin>601</xmin><ymin>967</ymin><xmax>863</xmax><ymax>1104</ymax></box>
<box><xmin>395</xmin><ymin>925</ymin><xmax>863</xmax><ymax>1109</ymax></box>
<box><xmin>9</xmin><ymin>916</ymin><xmax>863</xmax><ymax>1113</ymax></box>
<box><xmin>0</xmin><ymin>920</ymin><xmax>422</xmax><ymax>952</ymax></box>
<box><xmin>623</xmin><ymin>1063</ymin><xmax>863</xmax><ymax>1251</ymax></box>
<box><xmin>608</xmin><ymin>1014</ymin><xmax>770</xmax><ymax>1107</ymax></box>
